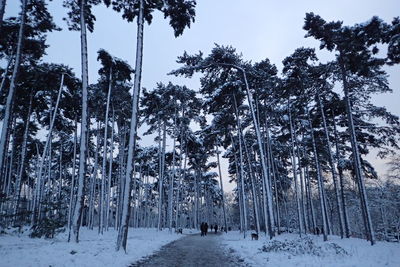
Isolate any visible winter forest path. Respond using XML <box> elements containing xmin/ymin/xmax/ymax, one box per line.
<box><xmin>130</xmin><ymin>232</ymin><xmax>249</xmax><ymax>267</ymax></box>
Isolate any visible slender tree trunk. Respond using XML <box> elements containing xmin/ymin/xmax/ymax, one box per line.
<box><xmin>265</xmin><ymin>124</ymin><xmax>281</xmax><ymax>234</ymax></box>
<box><xmin>115</xmin><ymin>124</ymin><xmax>125</xmax><ymax>229</ymax></box>
<box><xmin>298</xmin><ymin>163</ymin><xmax>308</xmax><ymax>233</ymax></box>
<box><xmin>157</xmin><ymin>121</ymin><xmax>167</xmax><ymax>230</ymax></box>
<box><xmin>242</xmin><ymin>137</ymin><xmax>261</xmax><ymax>235</ymax></box>
<box><xmin>32</xmin><ymin>74</ymin><xmax>64</xmax><ymax>225</ymax></box>
<box><xmin>13</xmin><ymin>92</ymin><xmax>33</xmax><ymax>223</ymax></box>
<box><xmin>308</xmin><ymin>114</ymin><xmax>328</xmax><ymax>241</ymax></box>
<box><xmin>305</xmin><ymin>164</ymin><xmax>316</xmax><ymax>233</ymax></box>
<box><xmin>67</xmin><ymin>117</ymin><xmax>78</xmax><ymax>235</ymax></box>
<box><xmin>116</xmin><ymin>0</ymin><xmax>144</xmax><ymax>251</ymax></box>
<box><xmin>216</xmin><ymin>144</ymin><xmax>228</xmax><ymax>233</ymax></box>
<box><xmin>232</xmin><ymin>101</ymin><xmax>248</xmax><ymax>238</ymax></box>
<box><xmin>5</xmin><ymin>118</ymin><xmax>16</xmax><ymax>203</ymax></box>
<box><xmin>339</xmin><ymin>60</ymin><xmax>375</xmax><ymax>245</ymax></box>
<box><xmin>58</xmin><ymin>143</ymin><xmax>63</xmax><ymax>202</ymax></box>
<box><xmin>106</xmin><ymin>108</ymin><xmax>115</xmax><ymax>230</ymax></box>
<box><xmin>332</xmin><ymin>113</ymin><xmax>350</xmax><ymax>238</ymax></box>
<box><xmin>0</xmin><ymin>0</ymin><xmax>27</xmax><ymax>189</ymax></box>
<box><xmin>316</xmin><ymin>92</ymin><xmax>345</xmax><ymax>238</ymax></box>
<box><xmin>194</xmin><ymin>170</ymin><xmax>200</xmax><ymax>228</ymax></box>
<box><xmin>100</xmin><ymin>67</ymin><xmax>113</xmax><ymax>233</ymax></box>
<box><xmin>168</xmin><ymin>109</ymin><xmax>178</xmax><ymax>232</ymax></box>
<box><xmin>71</xmin><ymin>0</ymin><xmax>89</xmax><ymax>243</ymax></box>
<box><xmin>288</xmin><ymin>102</ymin><xmax>304</xmax><ymax>236</ymax></box>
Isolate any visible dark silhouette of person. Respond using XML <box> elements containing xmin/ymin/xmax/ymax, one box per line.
<box><xmin>204</xmin><ymin>222</ymin><xmax>208</xmax><ymax>236</ymax></box>
<box><xmin>214</xmin><ymin>224</ymin><xmax>218</xmax><ymax>233</ymax></box>
<box><xmin>200</xmin><ymin>222</ymin><xmax>205</xmax><ymax>236</ymax></box>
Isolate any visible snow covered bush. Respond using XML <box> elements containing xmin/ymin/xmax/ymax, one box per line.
<box><xmin>261</xmin><ymin>237</ymin><xmax>348</xmax><ymax>256</ymax></box>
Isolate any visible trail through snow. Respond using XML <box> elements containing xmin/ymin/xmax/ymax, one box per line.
<box><xmin>130</xmin><ymin>232</ymin><xmax>248</xmax><ymax>267</ymax></box>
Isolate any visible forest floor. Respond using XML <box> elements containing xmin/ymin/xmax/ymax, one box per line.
<box><xmin>130</xmin><ymin>232</ymin><xmax>248</xmax><ymax>267</ymax></box>
<box><xmin>221</xmin><ymin>231</ymin><xmax>400</xmax><ymax>267</ymax></box>
<box><xmin>1</xmin><ymin>227</ymin><xmax>400</xmax><ymax>266</ymax></box>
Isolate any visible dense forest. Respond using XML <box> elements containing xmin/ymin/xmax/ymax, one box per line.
<box><xmin>1</xmin><ymin>0</ymin><xmax>400</xmax><ymax>254</ymax></box>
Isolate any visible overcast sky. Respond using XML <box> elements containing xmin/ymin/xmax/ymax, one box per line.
<box><xmin>5</xmin><ymin>0</ymin><xmax>400</xmax><ymax>190</ymax></box>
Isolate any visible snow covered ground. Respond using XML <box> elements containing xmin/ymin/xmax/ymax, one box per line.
<box><xmin>0</xmin><ymin>227</ymin><xmax>185</xmax><ymax>267</ymax></box>
<box><xmin>221</xmin><ymin>231</ymin><xmax>400</xmax><ymax>267</ymax></box>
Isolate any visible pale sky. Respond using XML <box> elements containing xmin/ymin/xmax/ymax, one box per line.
<box><xmin>5</xmin><ymin>0</ymin><xmax>400</xmax><ymax>190</ymax></box>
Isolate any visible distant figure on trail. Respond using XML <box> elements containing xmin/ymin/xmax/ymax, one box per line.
<box><xmin>315</xmin><ymin>227</ymin><xmax>320</xmax><ymax>235</ymax></box>
<box><xmin>200</xmin><ymin>222</ymin><xmax>205</xmax><ymax>236</ymax></box>
<box><xmin>204</xmin><ymin>222</ymin><xmax>208</xmax><ymax>236</ymax></box>
<box><xmin>214</xmin><ymin>224</ymin><xmax>218</xmax><ymax>233</ymax></box>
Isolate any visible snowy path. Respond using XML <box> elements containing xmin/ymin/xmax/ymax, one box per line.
<box><xmin>130</xmin><ymin>233</ymin><xmax>248</xmax><ymax>267</ymax></box>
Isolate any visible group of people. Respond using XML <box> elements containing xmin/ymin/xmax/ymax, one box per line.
<box><xmin>200</xmin><ymin>222</ymin><xmax>220</xmax><ymax>236</ymax></box>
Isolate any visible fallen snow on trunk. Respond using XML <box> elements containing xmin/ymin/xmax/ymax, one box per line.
<box><xmin>221</xmin><ymin>231</ymin><xmax>400</xmax><ymax>267</ymax></box>
<box><xmin>0</xmin><ymin>228</ymin><xmax>184</xmax><ymax>267</ymax></box>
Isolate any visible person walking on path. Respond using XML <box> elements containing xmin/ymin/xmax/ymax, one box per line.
<box><xmin>200</xmin><ymin>222</ymin><xmax>205</xmax><ymax>236</ymax></box>
<box><xmin>214</xmin><ymin>224</ymin><xmax>218</xmax><ymax>234</ymax></box>
<box><xmin>204</xmin><ymin>222</ymin><xmax>208</xmax><ymax>236</ymax></box>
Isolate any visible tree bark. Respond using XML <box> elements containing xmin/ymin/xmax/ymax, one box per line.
<box><xmin>71</xmin><ymin>0</ymin><xmax>89</xmax><ymax>243</ymax></box>
<box><xmin>67</xmin><ymin>117</ymin><xmax>78</xmax><ymax>235</ymax></box>
<box><xmin>216</xmin><ymin>144</ymin><xmax>228</xmax><ymax>233</ymax></box>
<box><xmin>116</xmin><ymin>0</ymin><xmax>144</xmax><ymax>251</ymax></box>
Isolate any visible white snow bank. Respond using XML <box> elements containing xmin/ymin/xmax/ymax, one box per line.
<box><xmin>221</xmin><ymin>231</ymin><xmax>400</xmax><ymax>267</ymax></box>
<box><xmin>0</xmin><ymin>228</ymin><xmax>184</xmax><ymax>267</ymax></box>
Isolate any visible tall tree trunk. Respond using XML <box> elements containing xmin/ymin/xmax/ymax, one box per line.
<box><xmin>157</xmin><ymin>121</ymin><xmax>166</xmax><ymax>230</ymax></box>
<box><xmin>242</xmin><ymin>137</ymin><xmax>261</xmax><ymax>235</ymax></box>
<box><xmin>106</xmin><ymin>108</ymin><xmax>115</xmax><ymax>230</ymax></box>
<box><xmin>298</xmin><ymin>162</ymin><xmax>308</xmax><ymax>233</ymax></box>
<box><xmin>265</xmin><ymin>123</ymin><xmax>281</xmax><ymax>234</ymax></box>
<box><xmin>233</xmin><ymin>101</ymin><xmax>248</xmax><ymax>238</ymax></box>
<box><xmin>115</xmin><ymin>124</ymin><xmax>126</xmax><ymax>229</ymax></box>
<box><xmin>308</xmin><ymin>114</ymin><xmax>328</xmax><ymax>241</ymax></box>
<box><xmin>67</xmin><ymin>117</ymin><xmax>78</xmax><ymax>235</ymax></box>
<box><xmin>305</xmin><ymin>163</ymin><xmax>316</xmax><ymax>233</ymax></box>
<box><xmin>32</xmin><ymin>74</ymin><xmax>64</xmax><ymax>225</ymax></box>
<box><xmin>0</xmin><ymin>0</ymin><xmax>26</xmax><ymax>189</ymax></box>
<box><xmin>316</xmin><ymin>92</ymin><xmax>345</xmax><ymax>238</ymax></box>
<box><xmin>194</xmin><ymin>170</ymin><xmax>200</xmax><ymax>228</ymax></box>
<box><xmin>116</xmin><ymin>0</ymin><xmax>144</xmax><ymax>251</ymax></box>
<box><xmin>288</xmin><ymin>102</ymin><xmax>304</xmax><ymax>236</ymax></box>
<box><xmin>168</xmin><ymin>109</ymin><xmax>178</xmax><ymax>232</ymax></box>
<box><xmin>340</xmin><ymin>62</ymin><xmax>374</xmax><ymax>244</ymax></box>
<box><xmin>332</xmin><ymin>113</ymin><xmax>350</xmax><ymax>238</ymax></box>
<box><xmin>100</xmin><ymin>67</ymin><xmax>113</xmax><ymax>233</ymax></box>
<box><xmin>13</xmin><ymin>92</ymin><xmax>33</xmax><ymax>223</ymax></box>
<box><xmin>216</xmin><ymin>144</ymin><xmax>228</xmax><ymax>233</ymax></box>
<box><xmin>71</xmin><ymin>0</ymin><xmax>89</xmax><ymax>243</ymax></box>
